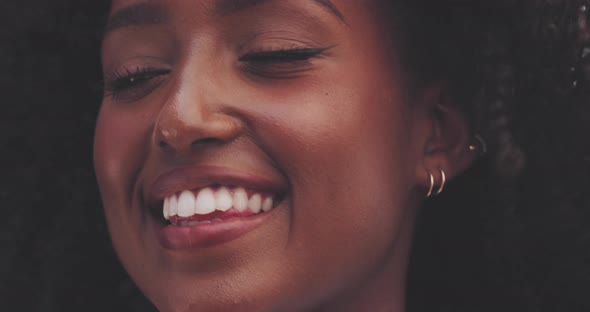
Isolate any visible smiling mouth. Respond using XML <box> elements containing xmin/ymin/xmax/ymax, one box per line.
<box><xmin>145</xmin><ymin>166</ymin><xmax>287</xmax><ymax>249</ymax></box>
<box><xmin>161</xmin><ymin>186</ymin><xmax>282</xmax><ymax>226</ymax></box>
<box><xmin>151</xmin><ymin>185</ymin><xmax>284</xmax><ymax>249</ymax></box>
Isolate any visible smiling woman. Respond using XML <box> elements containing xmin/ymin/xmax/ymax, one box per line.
<box><xmin>90</xmin><ymin>0</ymin><xmax>590</xmax><ymax>311</ymax></box>
<box><xmin>6</xmin><ymin>0</ymin><xmax>590</xmax><ymax>311</ymax></box>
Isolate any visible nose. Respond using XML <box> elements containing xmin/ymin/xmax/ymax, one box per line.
<box><xmin>153</xmin><ymin>72</ymin><xmax>242</xmax><ymax>155</ymax></box>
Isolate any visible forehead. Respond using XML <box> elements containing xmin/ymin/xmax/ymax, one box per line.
<box><xmin>110</xmin><ymin>0</ymin><xmax>142</xmax><ymax>11</ymax></box>
<box><xmin>109</xmin><ymin>0</ymin><xmax>344</xmax><ymax>16</ymax></box>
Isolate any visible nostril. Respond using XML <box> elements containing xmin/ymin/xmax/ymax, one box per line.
<box><xmin>156</xmin><ymin>137</ymin><xmax>224</xmax><ymax>152</ymax></box>
<box><xmin>191</xmin><ymin>137</ymin><xmax>223</xmax><ymax>149</ymax></box>
<box><xmin>159</xmin><ymin>140</ymin><xmax>170</xmax><ymax>149</ymax></box>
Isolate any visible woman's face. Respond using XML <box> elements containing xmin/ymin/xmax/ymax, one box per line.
<box><xmin>95</xmin><ymin>0</ymin><xmax>429</xmax><ymax>311</ymax></box>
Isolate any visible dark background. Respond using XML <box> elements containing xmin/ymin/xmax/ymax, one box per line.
<box><xmin>0</xmin><ymin>1</ymin><xmax>155</xmax><ymax>311</ymax></box>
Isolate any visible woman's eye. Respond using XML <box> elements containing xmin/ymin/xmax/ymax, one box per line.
<box><xmin>104</xmin><ymin>68</ymin><xmax>171</xmax><ymax>102</ymax></box>
<box><xmin>238</xmin><ymin>47</ymin><xmax>330</xmax><ymax>79</ymax></box>
<box><xmin>239</xmin><ymin>47</ymin><xmax>329</xmax><ymax>63</ymax></box>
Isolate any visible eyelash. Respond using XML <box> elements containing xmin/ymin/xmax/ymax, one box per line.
<box><xmin>238</xmin><ymin>47</ymin><xmax>329</xmax><ymax>63</ymax></box>
<box><xmin>239</xmin><ymin>47</ymin><xmax>329</xmax><ymax>78</ymax></box>
<box><xmin>103</xmin><ymin>67</ymin><xmax>171</xmax><ymax>101</ymax></box>
<box><xmin>103</xmin><ymin>47</ymin><xmax>329</xmax><ymax>101</ymax></box>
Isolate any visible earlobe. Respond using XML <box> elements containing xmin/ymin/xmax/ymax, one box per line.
<box><xmin>414</xmin><ymin>86</ymin><xmax>481</xmax><ymax>195</ymax></box>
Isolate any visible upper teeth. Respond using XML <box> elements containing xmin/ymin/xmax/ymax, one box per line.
<box><xmin>163</xmin><ymin>187</ymin><xmax>275</xmax><ymax>220</ymax></box>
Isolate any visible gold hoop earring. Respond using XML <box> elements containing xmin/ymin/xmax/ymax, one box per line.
<box><xmin>426</xmin><ymin>169</ymin><xmax>447</xmax><ymax>198</ymax></box>
<box><xmin>435</xmin><ymin>168</ymin><xmax>446</xmax><ymax>195</ymax></box>
<box><xmin>426</xmin><ymin>171</ymin><xmax>435</xmax><ymax>198</ymax></box>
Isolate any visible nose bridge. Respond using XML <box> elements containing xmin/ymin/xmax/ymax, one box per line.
<box><xmin>153</xmin><ymin>57</ymin><xmax>240</xmax><ymax>154</ymax></box>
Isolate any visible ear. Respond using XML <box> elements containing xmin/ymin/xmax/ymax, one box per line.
<box><xmin>413</xmin><ymin>84</ymin><xmax>479</xmax><ymax>195</ymax></box>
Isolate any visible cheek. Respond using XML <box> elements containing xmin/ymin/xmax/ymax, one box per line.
<box><xmin>287</xmin><ymin>86</ymin><xmax>411</xmax><ymax>241</ymax></box>
<box><xmin>93</xmin><ymin>102</ymin><xmax>152</xmax><ymax>248</ymax></box>
<box><xmin>94</xmin><ymin>101</ymin><xmax>171</xmax><ymax>297</ymax></box>
<box><xmin>245</xmin><ymin>66</ymin><xmax>415</xmax><ymax>301</ymax></box>
<box><xmin>281</xmin><ymin>31</ymin><xmax>414</xmax><ymax>261</ymax></box>
<box><xmin>94</xmin><ymin>103</ymin><xmax>149</xmax><ymax>199</ymax></box>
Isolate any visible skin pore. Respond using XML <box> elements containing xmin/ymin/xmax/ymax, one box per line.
<box><xmin>94</xmin><ymin>0</ymin><xmax>475</xmax><ymax>311</ymax></box>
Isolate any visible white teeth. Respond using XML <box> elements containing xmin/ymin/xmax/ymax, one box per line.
<box><xmin>169</xmin><ymin>195</ymin><xmax>178</xmax><ymax>217</ymax></box>
<box><xmin>215</xmin><ymin>187</ymin><xmax>233</xmax><ymax>212</ymax></box>
<box><xmin>163</xmin><ymin>197</ymin><xmax>170</xmax><ymax>220</ymax></box>
<box><xmin>248</xmin><ymin>194</ymin><xmax>262</xmax><ymax>214</ymax></box>
<box><xmin>262</xmin><ymin>197</ymin><xmax>273</xmax><ymax>212</ymax></box>
<box><xmin>195</xmin><ymin>187</ymin><xmax>216</xmax><ymax>214</ymax></box>
<box><xmin>233</xmin><ymin>188</ymin><xmax>249</xmax><ymax>212</ymax></box>
<box><xmin>177</xmin><ymin>191</ymin><xmax>196</xmax><ymax>217</ymax></box>
<box><xmin>162</xmin><ymin>187</ymin><xmax>279</xmax><ymax>222</ymax></box>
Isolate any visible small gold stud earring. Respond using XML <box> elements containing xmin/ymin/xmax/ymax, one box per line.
<box><xmin>469</xmin><ymin>134</ymin><xmax>487</xmax><ymax>155</ymax></box>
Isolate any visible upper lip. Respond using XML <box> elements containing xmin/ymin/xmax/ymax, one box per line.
<box><xmin>144</xmin><ymin>165</ymin><xmax>288</xmax><ymax>210</ymax></box>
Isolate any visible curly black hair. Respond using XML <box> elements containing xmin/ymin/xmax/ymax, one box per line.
<box><xmin>2</xmin><ymin>1</ymin><xmax>589</xmax><ymax>311</ymax></box>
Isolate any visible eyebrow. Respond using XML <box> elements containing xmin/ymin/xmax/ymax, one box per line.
<box><xmin>215</xmin><ymin>0</ymin><xmax>346</xmax><ymax>23</ymax></box>
<box><xmin>311</xmin><ymin>0</ymin><xmax>346</xmax><ymax>22</ymax></box>
<box><xmin>104</xmin><ymin>0</ymin><xmax>346</xmax><ymax>34</ymax></box>
<box><xmin>104</xmin><ymin>2</ymin><xmax>166</xmax><ymax>34</ymax></box>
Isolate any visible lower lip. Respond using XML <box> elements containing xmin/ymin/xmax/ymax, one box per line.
<box><xmin>153</xmin><ymin>210</ymin><xmax>274</xmax><ymax>250</ymax></box>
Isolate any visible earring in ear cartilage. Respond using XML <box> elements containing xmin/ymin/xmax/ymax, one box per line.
<box><xmin>435</xmin><ymin>168</ymin><xmax>446</xmax><ymax>195</ymax></box>
<box><xmin>426</xmin><ymin>171</ymin><xmax>435</xmax><ymax>198</ymax></box>
<box><xmin>469</xmin><ymin>134</ymin><xmax>487</xmax><ymax>155</ymax></box>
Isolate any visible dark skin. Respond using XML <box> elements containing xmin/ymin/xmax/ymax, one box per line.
<box><xmin>94</xmin><ymin>0</ymin><xmax>476</xmax><ymax>311</ymax></box>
